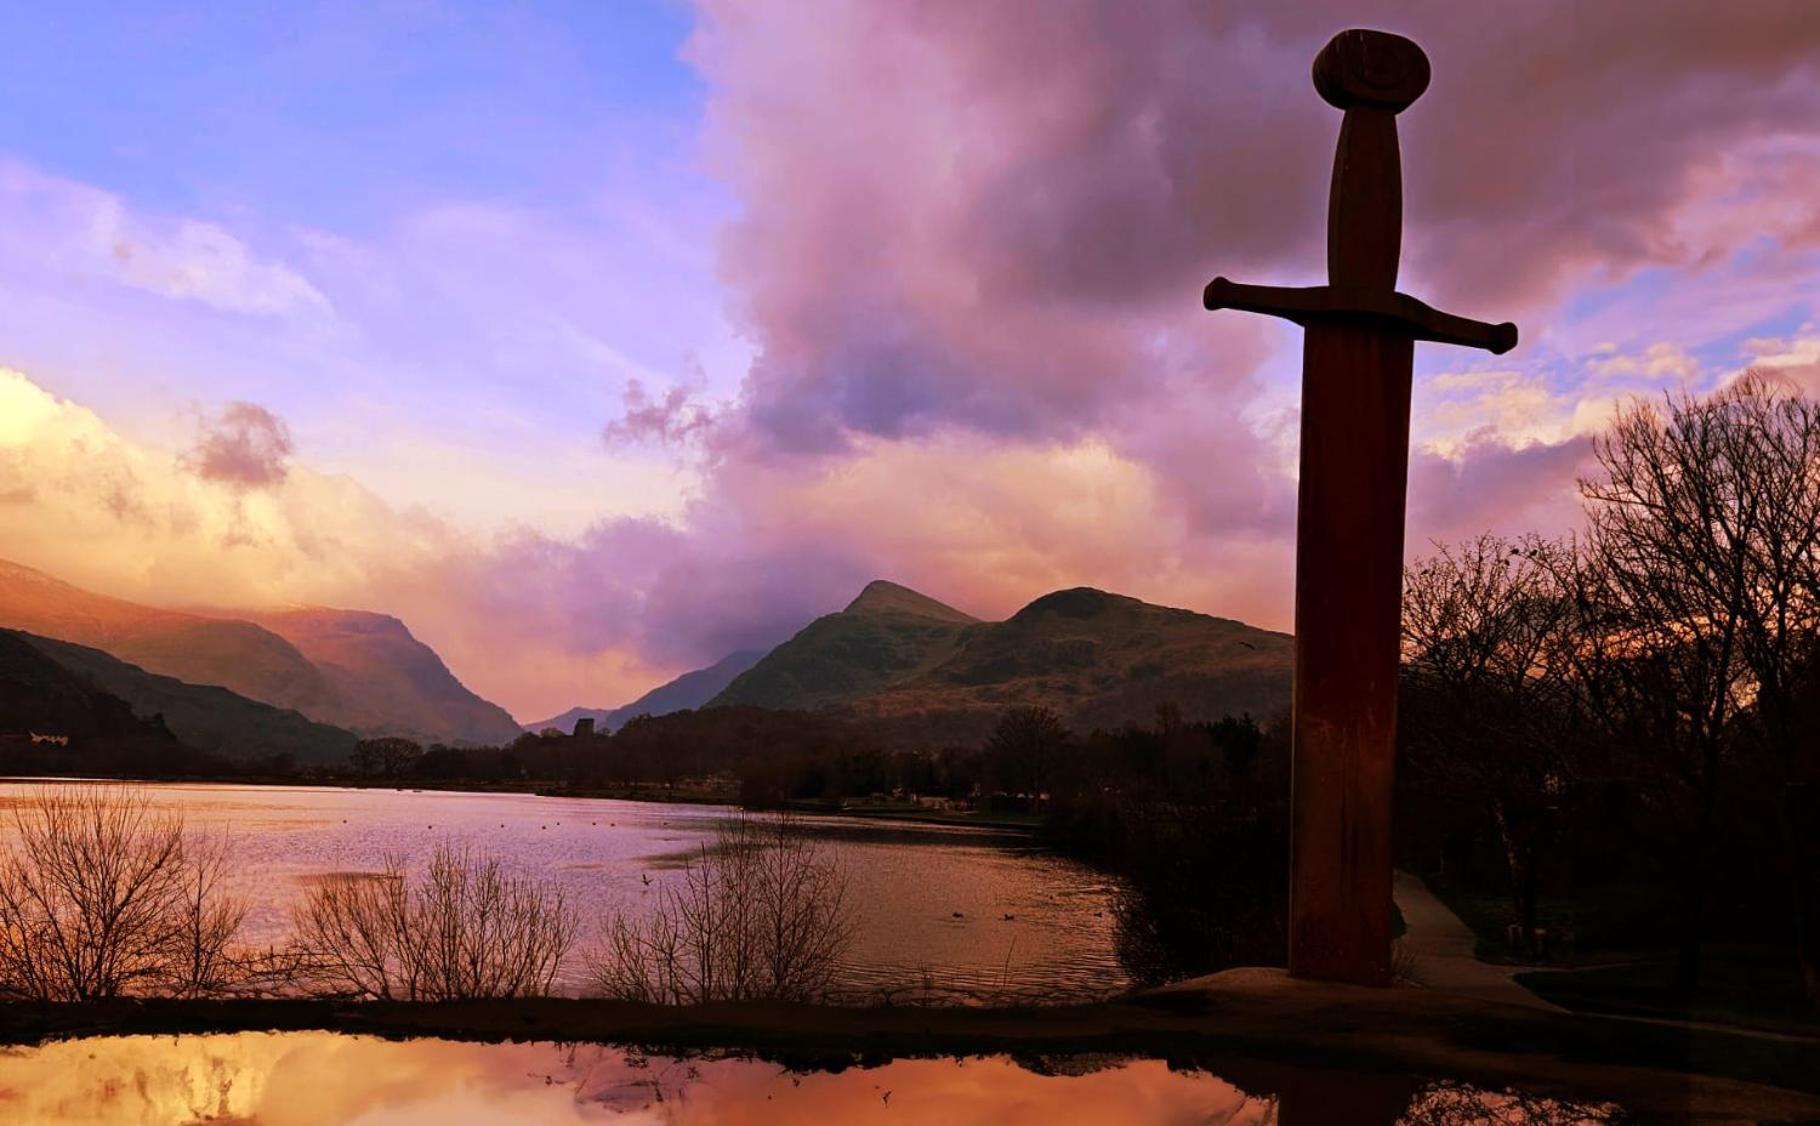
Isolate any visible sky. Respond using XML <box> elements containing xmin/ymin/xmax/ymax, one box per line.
<box><xmin>1</xmin><ymin>1</ymin><xmax>1818</xmax><ymax>722</ymax></box>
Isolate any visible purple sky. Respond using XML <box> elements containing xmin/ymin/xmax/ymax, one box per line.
<box><xmin>1</xmin><ymin>1</ymin><xmax>1818</xmax><ymax>720</ymax></box>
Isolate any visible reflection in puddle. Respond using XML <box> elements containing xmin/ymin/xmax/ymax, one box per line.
<box><xmin>0</xmin><ymin>1033</ymin><xmax>1624</xmax><ymax>1125</ymax></box>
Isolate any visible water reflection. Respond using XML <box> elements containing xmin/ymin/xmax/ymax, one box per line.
<box><xmin>0</xmin><ymin>1033</ymin><xmax>1624</xmax><ymax>1125</ymax></box>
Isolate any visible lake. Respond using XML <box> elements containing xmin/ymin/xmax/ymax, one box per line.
<box><xmin>0</xmin><ymin>1031</ymin><xmax>1626</xmax><ymax>1125</ymax></box>
<box><xmin>0</xmin><ymin>782</ymin><xmax>1127</xmax><ymax>1003</ymax></box>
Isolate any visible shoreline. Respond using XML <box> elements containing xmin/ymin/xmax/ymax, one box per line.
<box><xmin>0</xmin><ymin>773</ymin><xmax>1046</xmax><ymax>834</ymax></box>
<box><xmin>0</xmin><ymin>969</ymin><xmax>1814</xmax><ymax>1122</ymax></box>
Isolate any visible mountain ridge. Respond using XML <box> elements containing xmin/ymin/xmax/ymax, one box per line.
<box><xmin>711</xmin><ymin>580</ymin><xmax>1292</xmax><ymax>743</ymax></box>
<box><xmin>0</xmin><ymin>559</ymin><xmax>335</xmax><ymax>715</ymax></box>
<box><xmin>5</xmin><ymin>628</ymin><xmax>358</xmax><ymax>765</ymax></box>
<box><xmin>0</xmin><ymin>559</ymin><xmax>517</xmax><ymax>745</ymax></box>
<box><xmin>710</xmin><ymin>581</ymin><xmax>981</xmax><ymax>711</ymax></box>
<box><xmin>235</xmin><ymin>607</ymin><xmax>523</xmax><ymax>745</ymax></box>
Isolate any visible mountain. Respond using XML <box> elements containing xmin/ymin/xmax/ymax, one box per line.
<box><xmin>710</xmin><ymin>581</ymin><xmax>981</xmax><ymax>711</ymax></box>
<box><xmin>0</xmin><ymin>560</ymin><xmax>520</xmax><ymax>746</ymax></box>
<box><xmin>237</xmin><ymin>608</ymin><xmax>523</xmax><ymax>746</ymax></box>
<box><xmin>6</xmin><ymin>629</ymin><xmax>357</xmax><ymax>765</ymax></box>
<box><xmin>0</xmin><ymin>559</ymin><xmax>334</xmax><ymax>716</ymax></box>
<box><xmin>527</xmin><ymin>649</ymin><xmax>765</xmax><ymax>734</ymax></box>
<box><xmin>705</xmin><ymin>580</ymin><xmax>1293</xmax><ymax>745</ymax></box>
<box><xmin>0</xmin><ymin>629</ymin><xmax>171</xmax><ymax>743</ymax></box>
<box><xmin>846</xmin><ymin>587</ymin><xmax>1293</xmax><ymax>744</ymax></box>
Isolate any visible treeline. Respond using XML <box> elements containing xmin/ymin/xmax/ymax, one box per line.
<box><xmin>340</xmin><ymin>708</ymin><xmax>898</xmax><ymax>798</ymax></box>
<box><xmin>1400</xmin><ymin>374</ymin><xmax>1820</xmax><ymax>1005</ymax></box>
<box><xmin>1039</xmin><ymin>707</ymin><xmax>1289</xmax><ymax>984</ymax></box>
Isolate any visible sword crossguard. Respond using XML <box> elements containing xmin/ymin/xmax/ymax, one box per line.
<box><xmin>1205</xmin><ymin>29</ymin><xmax>1517</xmax><ymax>357</ymax></box>
<box><xmin>1204</xmin><ymin>277</ymin><xmax>1518</xmax><ymax>355</ymax></box>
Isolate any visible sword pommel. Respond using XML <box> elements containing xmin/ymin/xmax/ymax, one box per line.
<box><xmin>1313</xmin><ymin>29</ymin><xmax>1429</xmax><ymax>114</ymax></box>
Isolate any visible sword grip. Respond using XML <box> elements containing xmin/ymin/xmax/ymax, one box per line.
<box><xmin>1327</xmin><ymin>107</ymin><xmax>1401</xmax><ymax>293</ymax></box>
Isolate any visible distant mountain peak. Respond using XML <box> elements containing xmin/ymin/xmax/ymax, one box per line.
<box><xmin>237</xmin><ymin>606</ymin><xmax>520</xmax><ymax>744</ymax></box>
<box><xmin>525</xmin><ymin>647</ymin><xmax>767</xmax><ymax>734</ymax></box>
<box><xmin>1012</xmin><ymin>587</ymin><xmax>1135</xmax><ymax>621</ymax></box>
<box><xmin>843</xmin><ymin>580</ymin><xmax>977</xmax><ymax>623</ymax></box>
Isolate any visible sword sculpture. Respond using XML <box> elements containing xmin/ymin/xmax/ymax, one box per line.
<box><xmin>1204</xmin><ymin>29</ymin><xmax>1517</xmax><ymax>985</ymax></box>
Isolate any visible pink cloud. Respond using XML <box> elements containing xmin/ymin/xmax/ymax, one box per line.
<box><xmin>186</xmin><ymin>401</ymin><xmax>294</xmax><ymax>490</ymax></box>
<box><xmin>603</xmin><ymin>380</ymin><xmax>717</xmax><ymax>450</ymax></box>
<box><xmin>691</xmin><ymin>0</ymin><xmax>1820</xmax><ymax>458</ymax></box>
<box><xmin>1407</xmin><ymin>431</ymin><xmax>1595</xmax><ymax>549</ymax></box>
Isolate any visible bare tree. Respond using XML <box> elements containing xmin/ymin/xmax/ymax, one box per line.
<box><xmin>0</xmin><ymin>787</ymin><xmax>247</xmax><ymax>1000</ymax></box>
<box><xmin>591</xmin><ymin>814</ymin><xmax>854</xmax><ymax>1004</ymax></box>
<box><xmin>1574</xmin><ymin>372</ymin><xmax>1820</xmax><ymax>993</ymax></box>
<box><xmin>163</xmin><ymin>832</ymin><xmax>251</xmax><ymax>998</ymax></box>
<box><xmin>291</xmin><ymin>843</ymin><xmax>576</xmax><ymax>1000</ymax></box>
<box><xmin>1402</xmin><ymin>534</ymin><xmax>1586</xmax><ymax>951</ymax></box>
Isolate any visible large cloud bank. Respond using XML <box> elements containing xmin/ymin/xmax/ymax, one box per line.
<box><xmin>4</xmin><ymin>2</ymin><xmax>1820</xmax><ymax>718</ymax></box>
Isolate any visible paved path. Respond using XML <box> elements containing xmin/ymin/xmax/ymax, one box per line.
<box><xmin>1391</xmin><ymin>873</ymin><xmax>1820</xmax><ymax>1044</ymax></box>
<box><xmin>1391</xmin><ymin>870</ymin><xmax>1561</xmax><ymax>1011</ymax></box>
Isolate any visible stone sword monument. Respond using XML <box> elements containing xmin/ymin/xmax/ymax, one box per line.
<box><xmin>1203</xmin><ymin>29</ymin><xmax>1518</xmax><ymax>985</ymax></box>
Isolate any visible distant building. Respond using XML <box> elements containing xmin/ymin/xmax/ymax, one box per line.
<box><xmin>29</xmin><ymin>732</ymin><xmax>70</xmax><ymax>747</ymax></box>
<box><xmin>572</xmin><ymin>717</ymin><xmax>596</xmax><ymax>738</ymax></box>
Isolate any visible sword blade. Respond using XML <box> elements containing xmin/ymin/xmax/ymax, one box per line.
<box><xmin>1289</xmin><ymin>320</ymin><xmax>1412</xmax><ymax>985</ymax></box>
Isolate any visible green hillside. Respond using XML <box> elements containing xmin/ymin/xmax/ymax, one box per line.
<box><xmin>706</xmin><ymin>580</ymin><xmax>1292</xmax><ymax>746</ymax></box>
<box><xmin>845</xmin><ymin>587</ymin><xmax>1293</xmax><ymax>745</ymax></box>
<box><xmin>709</xmin><ymin>580</ymin><xmax>981</xmax><ymax>711</ymax></box>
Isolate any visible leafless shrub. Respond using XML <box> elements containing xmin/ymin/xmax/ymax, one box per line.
<box><xmin>590</xmin><ymin>814</ymin><xmax>854</xmax><ymax>1004</ymax></box>
<box><xmin>163</xmin><ymin>833</ymin><xmax>252</xmax><ymax>998</ymax></box>
<box><xmin>0</xmin><ymin>786</ymin><xmax>248</xmax><ymax>1000</ymax></box>
<box><xmin>291</xmin><ymin>842</ymin><xmax>576</xmax><ymax>1000</ymax></box>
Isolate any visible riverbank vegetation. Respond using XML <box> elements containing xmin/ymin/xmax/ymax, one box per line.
<box><xmin>289</xmin><ymin>843</ymin><xmax>576</xmax><ymax>1001</ymax></box>
<box><xmin>591</xmin><ymin>814</ymin><xmax>852</xmax><ymax>1004</ymax></box>
<box><xmin>0</xmin><ymin>788</ymin><xmax>244</xmax><ymax>1000</ymax></box>
<box><xmin>0</xmin><ymin>787</ymin><xmax>852</xmax><ymax>1005</ymax></box>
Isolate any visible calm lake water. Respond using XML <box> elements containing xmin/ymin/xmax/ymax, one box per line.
<box><xmin>0</xmin><ymin>782</ymin><xmax>1127</xmax><ymax>1002</ymax></box>
<box><xmin>0</xmin><ymin>1032</ymin><xmax>1626</xmax><ymax>1125</ymax></box>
